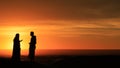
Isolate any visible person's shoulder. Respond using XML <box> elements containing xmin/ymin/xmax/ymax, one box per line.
<box><xmin>34</xmin><ymin>36</ymin><xmax>36</xmax><ymax>38</ymax></box>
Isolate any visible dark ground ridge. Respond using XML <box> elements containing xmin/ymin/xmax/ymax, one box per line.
<box><xmin>1</xmin><ymin>55</ymin><xmax>120</xmax><ymax>68</ymax></box>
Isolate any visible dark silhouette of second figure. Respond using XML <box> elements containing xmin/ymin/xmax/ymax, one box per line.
<box><xmin>28</xmin><ymin>31</ymin><xmax>36</xmax><ymax>62</ymax></box>
<box><xmin>12</xmin><ymin>33</ymin><xmax>22</xmax><ymax>62</ymax></box>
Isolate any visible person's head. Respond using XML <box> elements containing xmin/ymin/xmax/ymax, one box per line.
<box><xmin>15</xmin><ymin>33</ymin><xmax>19</xmax><ymax>38</ymax></box>
<box><xmin>30</xmin><ymin>31</ymin><xmax>34</xmax><ymax>36</ymax></box>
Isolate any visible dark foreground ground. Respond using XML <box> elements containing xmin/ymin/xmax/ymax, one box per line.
<box><xmin>1</xmin><ymin>55</ymin><xmax>120</xmax><ymax>68</ymax></box>
<box><xmin>1</xmin><ymin>49</ymin><xmax>120</xmax><ymax>67</ymax></box>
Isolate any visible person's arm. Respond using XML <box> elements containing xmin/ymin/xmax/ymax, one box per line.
<box><xmin>34</xmin><ymin>36</ymin><xmax>36</xmax><ymax>44</ymax></box>
<box><xmin>20</xmin><ymin>40</ymin><xmax>23</xmax><ymax>42</ymax></box>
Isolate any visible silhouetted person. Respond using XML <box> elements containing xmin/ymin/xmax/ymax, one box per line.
<box><xmin>12</xmin><ymin>33</ymin><xmax>22</xmax><ymax>62</ymax></box>
<box><xmin>28</xmin><ymin>31</ymin><xmax>36</xmax><ymax>62</ymax></box>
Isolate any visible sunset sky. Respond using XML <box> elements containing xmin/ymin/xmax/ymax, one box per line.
<box><xmin>0</xmin><ymin>0</ymin><xmax>120</xmax><ymax>56</ymax></box>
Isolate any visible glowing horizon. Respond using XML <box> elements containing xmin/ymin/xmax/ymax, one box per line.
<box><xmin>0</xmin><ymin>0</ymin><xmax>120</xmax><ymax>57</ymax></box>
<box><xmin>0</xmin><ymin>20</ymin><xmax>120</xmax><ymax>50</ymax></box>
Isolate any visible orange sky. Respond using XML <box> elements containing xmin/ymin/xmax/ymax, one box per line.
<box><xmin>0</xmin><ymin>0</ymin><xmax>120</xmax><ymax>57</ymax></box>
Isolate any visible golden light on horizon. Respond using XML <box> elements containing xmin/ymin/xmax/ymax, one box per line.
<box><xmin>1</xmin><ymin>0</ymin><xmax>120</xmax><ymax>58</ymax></box>
<box><xmin>0</xmin><ymin>20</ymin><xmax>120</xmax><ymax>57</ymax></box>
<box><xmin>0</xmin><ymin>26</ymin><xmax>31</xmax><ymax>50</ymax></box>
<box><xmin>0</xmin><ymin>26</ymin><xmax>33</xmax><ymax>57</ymax></box>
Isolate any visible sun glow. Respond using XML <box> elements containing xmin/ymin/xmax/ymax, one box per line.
<box><xmin>0</xmin><ymin>26</ymin><xmax>31</xmax><ymax>50</ymax></box>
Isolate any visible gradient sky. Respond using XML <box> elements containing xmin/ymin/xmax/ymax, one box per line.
<box><xmin>0</xmin><ymin>0</ymin><xmax>120</xmax><ymax>54</ymax></box>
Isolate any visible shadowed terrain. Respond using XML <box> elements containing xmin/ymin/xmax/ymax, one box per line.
<box><xmin>1</xmin><ymin>50</ymin><xmax>120</xmax><ymax>68</ymax></box>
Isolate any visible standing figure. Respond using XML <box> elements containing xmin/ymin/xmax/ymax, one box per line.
<box><xmin>28</xmin><ymin>31</ymin><xmax>36</xmax><ymax>62</ymax></box>
<box><xmin>12</xmin><ymin>33</ymin><xmax>22</xmax><ymax>62</ymax></box>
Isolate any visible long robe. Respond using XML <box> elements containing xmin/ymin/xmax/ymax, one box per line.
<box><xmin>12</xmin><ymin>37</ymin><xmax>21</xmax><ymax>61</ymax></box>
